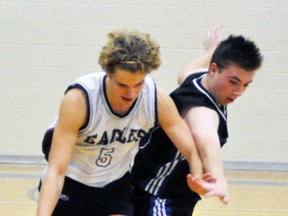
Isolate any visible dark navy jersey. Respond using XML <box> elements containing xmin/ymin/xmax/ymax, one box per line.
<box><xmin>131</xmin><ymin>72</ymin><xmax>228</xmax><ymax>200</ymax></box>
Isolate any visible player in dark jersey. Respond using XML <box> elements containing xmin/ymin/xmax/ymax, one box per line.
<box><xmin>132</xmin><ymin>24</ymin><xmax>263</xmax><ymax>216</ymax></box>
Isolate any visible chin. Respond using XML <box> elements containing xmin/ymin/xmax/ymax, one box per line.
<box><xmin>226</xmin><ymin>100</ymin><xmax>234</xmax><ymax>105</ymax></box>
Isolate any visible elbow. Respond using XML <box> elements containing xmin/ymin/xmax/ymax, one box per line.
<box><xmin>177</xmin><ymin>68</ymin><xmax>187</xmax><ymax>85</ymax></box>
<box><xmin>47</xmin><ymin>163</ymin><xmax>67</xmax><ymax>180</ymax></box>
<box><xmin>177</xmin><ymin>74</ymin><xmax>184</xmax><ymax>85</ymax></box>
<box><xmin>177</xmin><ymin>78</ymin><xmax>182</xmax><ymax>85</ymax></box>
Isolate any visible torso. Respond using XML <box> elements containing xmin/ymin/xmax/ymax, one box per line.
<box><xmin>47</xmin><ymin>72</ymin><xmax>158</xmax><ymax>187</ymax></box>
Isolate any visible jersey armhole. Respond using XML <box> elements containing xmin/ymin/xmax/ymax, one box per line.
<box><xmin>65</xmin><ymin>84</ymin><xmax>90</xmax><ymax>130</ymax></box>
<box><xmin>153</xmin><ymin>82</ymin><xmax>159</xmax><ymax>125</ymax></box>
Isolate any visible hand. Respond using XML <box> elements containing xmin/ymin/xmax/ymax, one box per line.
<box><xmin>187</xmin><ymin>173</ymin><xmax>229</xmax><ymax>204</ymax></box>
<box><xmin>186</xmin><ymin>173</ymin><xmax>216</xmax><ymax>195</ymax></box>
<box><xmin>204</xmin><ymin>23</ymin><xmax>222</xmax><ymax>53</ymax></box>
<box><xmin>204</xmin><ymin>177</ymin><xmax>229</xmax><ymax>204</ymax></box>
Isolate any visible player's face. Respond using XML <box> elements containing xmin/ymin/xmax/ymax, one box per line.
<box><xmin>210</xmin><ymin>63</ymin><xmax>255</xmax><ymax>105</ymax></box>
<box><xmin>106</xmin><ymin>68</ymin><xmax>146</xmax><ymax>108</ymax></box>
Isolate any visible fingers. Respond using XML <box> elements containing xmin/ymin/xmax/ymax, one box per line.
<box><xmin>203</xmin><ymin>23</ymin><xmax>223</xmax><ymax>52</ymax></box>
<box><xmin>187</xmin><ymin>174</ymin><xmax>205</xmax><ymax>194</ymax></box>
<box><xmin>186</xmin><ymin>174</ymin><xmax>215</xmax><ymax>195</ymax></box>
<box><xmin>213</xmin><ymin>23</ymin><xmax>222</xmax><ymax>36</ymax></box>
<box><xmin>187</xmin><ymin>175</ymin><xmax>205</xmax><ymax>195</ymax></box>
<box><xmin>222</xmin><ymin>195</ymin><xmax>229</xmax><ymax>204</ymax></box>
<box><xmin>187</xmin><ymin>173</ymin><xmax>229</xmax><ymax>205</ymax></box>
<box><xmin>204</xmin><ymin>190</ymin><xmax>229</xmax><ymax>204</ymax></box>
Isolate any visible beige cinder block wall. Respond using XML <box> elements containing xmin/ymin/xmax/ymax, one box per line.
<box><xmin>0</xmin><ymin>1</ymin><xmax>287</xmax><ymax>170</ymax></box>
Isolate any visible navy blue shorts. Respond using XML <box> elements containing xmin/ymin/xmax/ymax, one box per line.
<box><xmin>39</xmin><ymin>172</ymin><xmax>133</xmax><ymax>216</ymax></box>
<box><xmin>133</xmin><ymin>186</ymin><xmax>199</xmax><ymax>216</ymax></box>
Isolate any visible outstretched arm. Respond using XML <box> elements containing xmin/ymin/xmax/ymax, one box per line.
<box><xmin>37</xmin><ymin>89</ymin><xmax>87</xmax><ymax>216</ymax></box>
<box><xmin>184</xmin><ymin>106</ymin><xmax>229</xmax><ymax>204</ymax></box>
<box><xmin>177</xmin><ymin>23</ymin><xmax>222</xmax><ymax>85</ymax></box>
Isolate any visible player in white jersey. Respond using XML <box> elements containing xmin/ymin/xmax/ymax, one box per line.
<box><xmin>36</xmin><ymin>29</ymin><xmax>211</xmax><ymax>216</ymax></box>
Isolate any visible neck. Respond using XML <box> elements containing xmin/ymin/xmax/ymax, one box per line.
<box><xmin>200</xmin><ymin>74</ymin><xmax>208</xmax><ymax>90</ymax></box>
<box><xmin>200</xmin><ymin>74</ymin><xmax>221</xmax><ymax>106</ymax></box>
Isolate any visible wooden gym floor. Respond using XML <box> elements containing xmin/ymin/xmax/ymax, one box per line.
<box><xmin>0</xmin><ymin>163</ymin><xmax>287</xmax><ymax>216</ymax></box>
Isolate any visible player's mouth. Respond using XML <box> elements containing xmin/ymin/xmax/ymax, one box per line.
<box><xmin>227</xmin><ymin>96</ymin><xmax>238</xmax><ymax>103</ymax></box>
<box><xmin>122</xmin><ymin>97</ymin><xmax>134</xmax><ymax>103</ymax></box>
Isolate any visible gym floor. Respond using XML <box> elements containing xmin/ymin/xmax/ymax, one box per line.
<box><xmin>0</xmin><ymin>163</ymin><xmax>287</xmax><ymax>216</ymax></box>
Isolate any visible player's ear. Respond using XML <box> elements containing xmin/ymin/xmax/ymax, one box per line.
<box><xmin>209</xmin><ymin>63</ymin><xmax>218</xmax><ymax>76</ymax></box>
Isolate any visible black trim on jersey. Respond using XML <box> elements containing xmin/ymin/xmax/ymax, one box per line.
<box><xmin>171</xmin><ymin>72</ymin><xmax>228</xmax><ymax>146</ymax></box>
<box><xmin>65</xmin><ymin>84</ymin><xmax>90</xmax><ymax>130</ymax></box>
<box><xmin>153</xmin><ymin>81</ymin><xmax>158</xmax><ymax>125</ymax></box>
<box><xmin>171</xmin><ymin>72</ymin><xmax>227</xmax><ymax>119</ymax></box>
<box><xmin>192</xmin><ymin>74</ymin><xmax>227</xmax><ymax>121</ymax></box>
<box><xmin>138</xmin><ymin>79</ymin><xmax>159</xmax><ymax>149</ymax></box>
<box><xmin>42</xmin><ymin>127</ymin><xmax>54</xmax><ymax>161</ymax></box>
<box><xmin>102</xmin><ymin>75</ymin><xmax>139</xmax><ymax>118</ymax></box>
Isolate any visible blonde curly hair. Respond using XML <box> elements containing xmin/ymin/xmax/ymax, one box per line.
<box><xmin>98</xmin><ymin>29</ymin><xmax>161</xmax><ymax>74</ymax></box>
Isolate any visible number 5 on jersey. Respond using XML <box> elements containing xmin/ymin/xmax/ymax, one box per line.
<box><xmin>96</xmin><ymin>147</ymin><xmax>115</xmax><ymax>167</ymax></box>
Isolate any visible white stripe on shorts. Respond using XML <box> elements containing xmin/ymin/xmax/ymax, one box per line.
<box><xmin>153</xmin><ymin>197</ymin><xmax>167</xmax><ymax>216</ymax></box>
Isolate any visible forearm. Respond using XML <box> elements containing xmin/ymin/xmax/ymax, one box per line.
<box><xmin>199</xmin><ymin>144</ymin><xmax>229</xmax><ymax>203</ymax></box>
<box><xmin>183</xmin><ymin>50</ymin><xmax>213</xmax><ymax>73</ymax></box>
<box><xmin>199</xmin><ymin>143</ymin><xmax>227</xmax><ymax>183</ymax></box>
<box><xmin>188</xmin><ymin>145</ymin><xmax>204</xmax><ymax>177</ymax></box>
<box><xmin>165</xmin><ymin>119</ymin><xmax>203</xmax><ymax>177</ymax></box>
<box><xmin>37</xmin><ymin>173</ymin><xmax>65</xmax><ymax>216</ymax></box>
<box><xmin>177</xmin><ymin>51</ymin><xmax>213</xmax><ymax>85</ymax></box>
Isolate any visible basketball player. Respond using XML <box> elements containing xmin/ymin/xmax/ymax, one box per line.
<box><xmin>36</xmin><ymin>29</ymin><xmax>210</xmax><ymax>216</ymax></box>
<box><xmin>131</xmin><ymin>24</ymin><xmax>264</xmax><ymax>215</ymax></box>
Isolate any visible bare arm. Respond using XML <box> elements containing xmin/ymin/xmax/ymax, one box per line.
<box><xmin>177</xmin><ymin>23</ymin><xmax>222</xmax><ymax>85</ymax></box>
<box><xmin>184</xmin><ymin>106</ymin><xmax>229</xmax><ymax>203</ymax></box>
<box><xmin>37</xmin><ymin>88</ymin><xmax>87</xmax><ymax>216</ymax></box>
<box><xmin>156</xmin><ymin>88</ymin><xmax>203</xmax><ymax>177</ymax></box>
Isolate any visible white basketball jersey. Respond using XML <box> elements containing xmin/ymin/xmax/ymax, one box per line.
<box><xmin>46</xmin><ymin>72</ymin><xmax>157</xmax><ymax>187</ymax></box>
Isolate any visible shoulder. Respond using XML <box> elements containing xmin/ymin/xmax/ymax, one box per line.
<box><xmin>65</xmin><ymin>72</ymin><xmax>105</xmax><ymax>97</ymax></box>
<box><xmin>57</xmin><ymin>88</ymin><xmax>87</xmax><ymax>132</ymax></box>
<box><xmin>74</xmin><ymin>72</ymin><xmax>105</xmax><ymax>86</ymax></box>
<box><xmin>143</xmin><ymin>75</ymin><xmax>156</xmax><ymax>89</ymax></box>
<box><xmin>63</xmin><ymin>88</ymin><xmax>87</xmax><ymax>109</ymax></box>
<box><xmin>156</xmin><ymin>88</ymin><xmax>172</xmax><ymax>106</ymax></box>
<box><xmin>142</xmin><ymin>75</ymin><xmax>157</xmax><ymax>101</ymax></box>
<box><xmin>181</xmin><ymin>71</ymin><xmax>207</xmax><ymax>85</ymax></box>
<box><xmin>178</xmin><ymin>68</ymin><xmax>208</xmax><ymax>85</ymax></box>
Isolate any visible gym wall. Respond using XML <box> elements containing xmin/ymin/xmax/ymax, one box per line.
<box><xmin>0</xmin><ymin>0</ymin><xmax>287</xmax><ymax>170</ymax></box>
